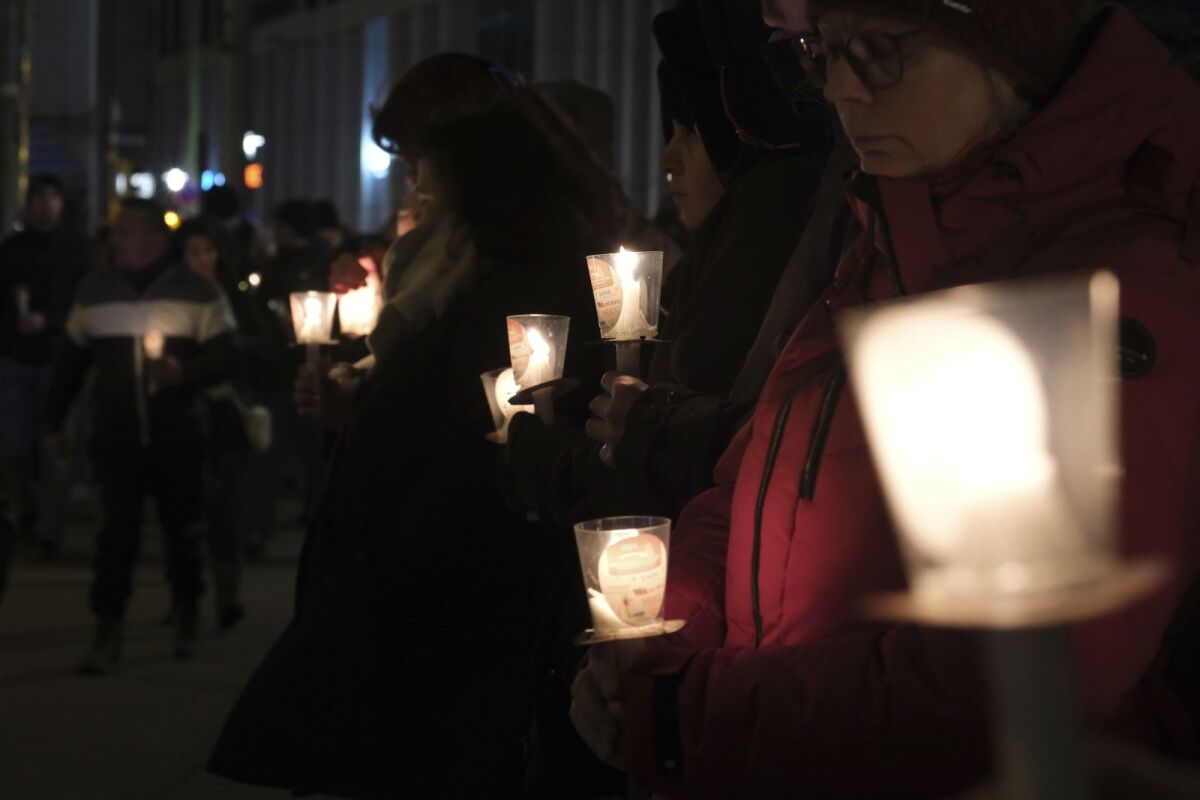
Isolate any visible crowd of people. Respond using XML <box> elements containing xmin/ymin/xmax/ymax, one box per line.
<box><xmin>2</xmin><ymin>0</ymin><xmax>1200</xmax><ymax>797</ymax></box>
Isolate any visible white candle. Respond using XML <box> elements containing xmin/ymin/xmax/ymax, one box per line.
<box><xmin>522</xmin><ymin>327</ymin><xmax>555</xmax><ymax>387</ymax></box>
<box><xmin>610</xmin><ymin>247</ymin><xmax>651</xmax><ymax>338</ymax></box>
<box><xmin>587</xmin><ymin>589</ymin><xmax>630</xmax><ymax>633</ymax></box>
<box><xmin>143</xmin><ymin>330</ymin><xmax>164</xmax><ymax>360</ymax></box>
<box><xmin>300</xmin><ymin>295</ymin><xmax>324</xmax><ymax>342</ymax></box>
<box><xmin>493</xmin><ymin>368</ymin><xmax>528</xmax><ymax>427</ymax></box>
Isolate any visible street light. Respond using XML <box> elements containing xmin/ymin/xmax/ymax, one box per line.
<box><xmin>163</xmin><ymin>168</ymin><xmax>189</xmax><ymax>194</ymax></box>
<box><xmin>242</xmin><ymin>131</ymin><xmax>266</xmax><ymax>161</ymax></box>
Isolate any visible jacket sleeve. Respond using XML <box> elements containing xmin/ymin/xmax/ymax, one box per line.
<box><xmin>626</xmin><ymin>624</ymin><xmax>991</xmax><ymax>799</ymax></box>
<box><xmin>615</xmin><ymin>385</ymin><xmax>753</xmax><ymax>519</ymax></box>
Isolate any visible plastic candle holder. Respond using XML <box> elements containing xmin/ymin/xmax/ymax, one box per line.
<box><xmin>507</xmin><ymin>314</ymin><xmax>575</xmax><ymax>424</ymax></box>
<box><xmin>480</xmin><ymin>367</ymin><xmax>533</xmax><ymax>444</ymax></box>
<box><xmin>841</xmin><ymin>271</ymin><xmax>1165</xmax><ymax>629</ymax></box>
<box><xmin>587</xmin><ymin>248</ymin><xmax>663</xmax><ymax>341</ymax></box>
<box><xmin>337</xmin><ymin>260</ymin><xmax>382</xmax><ymax>337</ymax></box>
<box><xmin>290</xmin><ymin>291</ymin><xmax>337</xmax><ymax>345</ymax></box>
<box><xmin>572</xmin><ymin>516</ymin><xmax>686</xmax><ymax>645</ymax></box>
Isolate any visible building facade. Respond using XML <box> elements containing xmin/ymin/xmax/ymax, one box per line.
<box><xmin>147</xmin><ymin>0</ymin><xmax>673</xmax><ymax>233</ymax></box>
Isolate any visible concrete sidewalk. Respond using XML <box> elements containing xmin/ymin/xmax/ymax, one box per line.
<box><xmin>0</xmin><ymin>504</ymin><xmax>302</xmax><ymax>799</ymax></box>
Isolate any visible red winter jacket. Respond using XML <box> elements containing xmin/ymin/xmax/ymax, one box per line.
<box><xmin>625</xmin><ymin>9</ymin><xmax>1200</xmax><ymax>797</ymax></box>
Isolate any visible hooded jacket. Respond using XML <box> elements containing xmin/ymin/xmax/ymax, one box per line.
<box><xmin>625</xmin><ymin>9</ymin><xmax>1200</xmax><ymax>796</ymax></box>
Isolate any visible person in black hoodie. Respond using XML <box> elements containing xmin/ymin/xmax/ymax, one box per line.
<box><xmin>45</xmin><ymin>199</ymin><xmax>237</xmax><ymax>672</ymax></box>
<box><xmin>208</xmin><ymin>91</ymin><xmax>622</xmax><ymax>799</ymax></box>
<box><xmin>0</xmin><ymin>174</ymin><xmax>88</xmax><ymax>573</ymax></box>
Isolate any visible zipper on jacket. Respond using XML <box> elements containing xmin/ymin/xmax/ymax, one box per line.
<box><xmin>133</xmin><ymin>337</ymin><xmax>151</xmax><ymax>447</ymax></box>
<box><xmin>750</xmin><ymin>366</ymin><xmax>846</xmax><ymax>648</ymax></box>
<box><xmin>751</xmin><ymin>393</ymin><xmax>797</xmax><ymax>648</ymax></box>
<box><xmin>799</xmin><ymin>367</ymin><xmax>846</xmax><ymax>501</ymax></box>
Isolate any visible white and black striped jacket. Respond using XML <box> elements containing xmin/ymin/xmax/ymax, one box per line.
<box><xmin>46</xmin><ymin>260</ymin><xmax>238</xmax><ymax>447</ymax></box>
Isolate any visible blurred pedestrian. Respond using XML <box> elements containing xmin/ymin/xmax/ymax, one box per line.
<box><xmin>0</xmin><ymin>175</ymin><xmax>89</xmax><ymax>585</ymax></box>
<box><xmin>178</xmin><ymin>219</ymin><xmax>256</xmax><ymax>630</ymax></box>
<box><xmin>46</xmin><ymin>199</ymin><xmax>237</xmax><ymax>673</ymax></box>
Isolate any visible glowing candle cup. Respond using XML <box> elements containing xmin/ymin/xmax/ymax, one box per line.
<box><xmin>840</xmin><ymin>271</ymin><xmax>1164</xmax><ymax>625</ymax></box>
<box><xmin>573</xmin><ymin>516</ymin><xmax>685</xmax><ymax>645</ymax></box>
<box><xmin>507</xmin><ymin>314</ymin><xmax>570</xmax><ymax>424</ymax></box>
<box><xmin>587</xmin><ymin>248</ymin><xmax>663</xmax><ymax>374</ymax></box>
<box><xmin>480</xmin><ymin>367</ymin><xmax>533</xmax><ymax>444</ymax></box>
<box><xmin>841</xmin><ymin>272</ymin><xmax>1167</xmax><ymax>800</ymax></box>
<box><xmin>142</xmin><ymin>329</ymin><xmax>165</xmax><ymax>394</ymax></box>
<box><xmin>337</xmin><ymin>258</ymin><xmax>382</xmax><ymax>337</ymax></box>
<box><xmin>290</xmin><ymin>290</ymin><xmax>337</xmax><ymax>376</ymax></box>
<box><xmin>143</xmin><ymin>330</ymin><xmax>164</xmax><ymax>361</ymax></box>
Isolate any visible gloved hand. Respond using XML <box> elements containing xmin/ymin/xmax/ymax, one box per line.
<box><xmin>585</xmin><ymin>370</ymin><xmax>649</xmax><ymax>467</ymax></box>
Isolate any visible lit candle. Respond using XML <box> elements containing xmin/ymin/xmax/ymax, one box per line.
<box><xmin>522</xmin><ymin>327</ymin><xmax>555</xmax><ymax>388</ymax></box>
<box><xmin>610</xmin><ymin>247</ymin><xmax>651</xmax><ymax>338</ymax></box>
<box><xmin>587</xmin><ymin>589</ymin><xmax>629</xmax><ymax>634</ymax></box>
<box><xmin>574</xmin><ymin>516</ymin><xmax>677</xmax><ymax>642</ymax></box>
<box><xmin>300</xmin><ymin>295</ymin><xmax>325</xmax><ymax>342</ymax></box>
<box><xmin>493</xmin><ymin>368</ymin><xmax>528</xmax><ymax>426</ymax></box>
<box><xmin>143</xmin><ymin>330</ymin><xmax>164</xmax><ymax>360</ymax></box>
<box><xmin>337</xmin><ymin>257</ymin><xmax>382</xmax><ymax>336</ymax></box>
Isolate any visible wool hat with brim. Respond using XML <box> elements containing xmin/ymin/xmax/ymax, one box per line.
<box><xmin>806</xmin><ymin>0</ymin><xmax>1083</xmax><ymax>100</ymax></box>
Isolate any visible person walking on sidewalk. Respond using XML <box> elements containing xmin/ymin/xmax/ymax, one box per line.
<box><xmin>45</xmin><ymin>199</ymin><xmax>238</xmax><ymax>673</ymax></box>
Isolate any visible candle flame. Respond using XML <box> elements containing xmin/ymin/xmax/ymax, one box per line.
<box><xmin>527</xmin><ymin>327</ymin><xmax>551</xmax><ymax>359</ymax></box>
<box><xmin>615</xmin><ymin>246</ymin><xmax>637</xmax><ymax>283</ymax></box>
<box><xmin>303</xmin><ymin>295</ymin><xmax>323</xmax><ymax>322</ymax></box>
<box><xmin>143</xmin><ymin>330</ymin><xmax>164</xmax><ymax>360</ymax></box>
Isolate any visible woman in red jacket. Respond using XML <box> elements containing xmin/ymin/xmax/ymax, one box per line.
<box><xmin>572</xmin><ymin>1</ymin><xmax>1200</xmax><ymax>796</ymax></box>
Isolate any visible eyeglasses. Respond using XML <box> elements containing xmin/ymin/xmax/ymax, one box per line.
<box><xmin>761</xmin><ymin>28</ymin><xmax>928</xmax><ymax>94</ymax></box>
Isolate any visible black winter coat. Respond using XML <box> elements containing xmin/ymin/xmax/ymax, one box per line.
<box><xmin>208</xmin><ymin>244</ymin><xmax>603</xmax><ymax>799</ymax></box>
<box><xmin>0</xmin><ymin>228</ymin><xmax>88</xmax><ymax>365</ymax></box>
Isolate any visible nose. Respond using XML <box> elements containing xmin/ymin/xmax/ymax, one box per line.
<box><xmin>658</xmin><ymin>129</ymin><xmax>685</xmax><ymax>178</ymax></box>
<box><xmin>823</xmin><ymin>55</ymin><xmax>873</xmax><ymax>109</ymax></box>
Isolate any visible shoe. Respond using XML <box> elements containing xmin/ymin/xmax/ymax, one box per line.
<box><xmin>79</xmin><ymin>620</ymin><xmax>122</xmax><ymax>674</ymax></box>
<box><xmin>174</xmin><ymin>609</ymin><xmax>199</xmax><ymax>660</ymax></box>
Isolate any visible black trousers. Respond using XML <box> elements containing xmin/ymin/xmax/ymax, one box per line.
<box><xmin>89</xmin><ymin>438</ymin><xmax>205</xmax><ymax>620</ymax></box>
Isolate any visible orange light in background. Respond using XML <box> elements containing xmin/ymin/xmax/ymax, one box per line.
<box><xmin>244</xmin><ymin>163</ymin><xmax>263</xmax><ymax>189</ymax></box>
<box><xmin>164</xmin><ymin>210</ymin><xmax>182</xmax><ymax>230</ymax></box>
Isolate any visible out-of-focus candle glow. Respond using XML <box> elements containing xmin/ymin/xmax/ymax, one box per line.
<box><xmin>143</xmin><ymin>330</ymin><xmax>165</xmax><ymax>360</ymax></box>
<box><xmin>842</xmin><ymin>272</ymin><xmax>1121</xmax><ymax>604</ymax></box>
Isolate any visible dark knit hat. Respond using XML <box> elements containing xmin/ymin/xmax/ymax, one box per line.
<box><xmin>807</xmin><ymin>0</ymin><xmax>1083</xmax><ymax>100</ymax></box>
<box><xmin>655</xmin><ymin>0</ymin><xmax>830</xmax><ymax>178</ymax></box>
